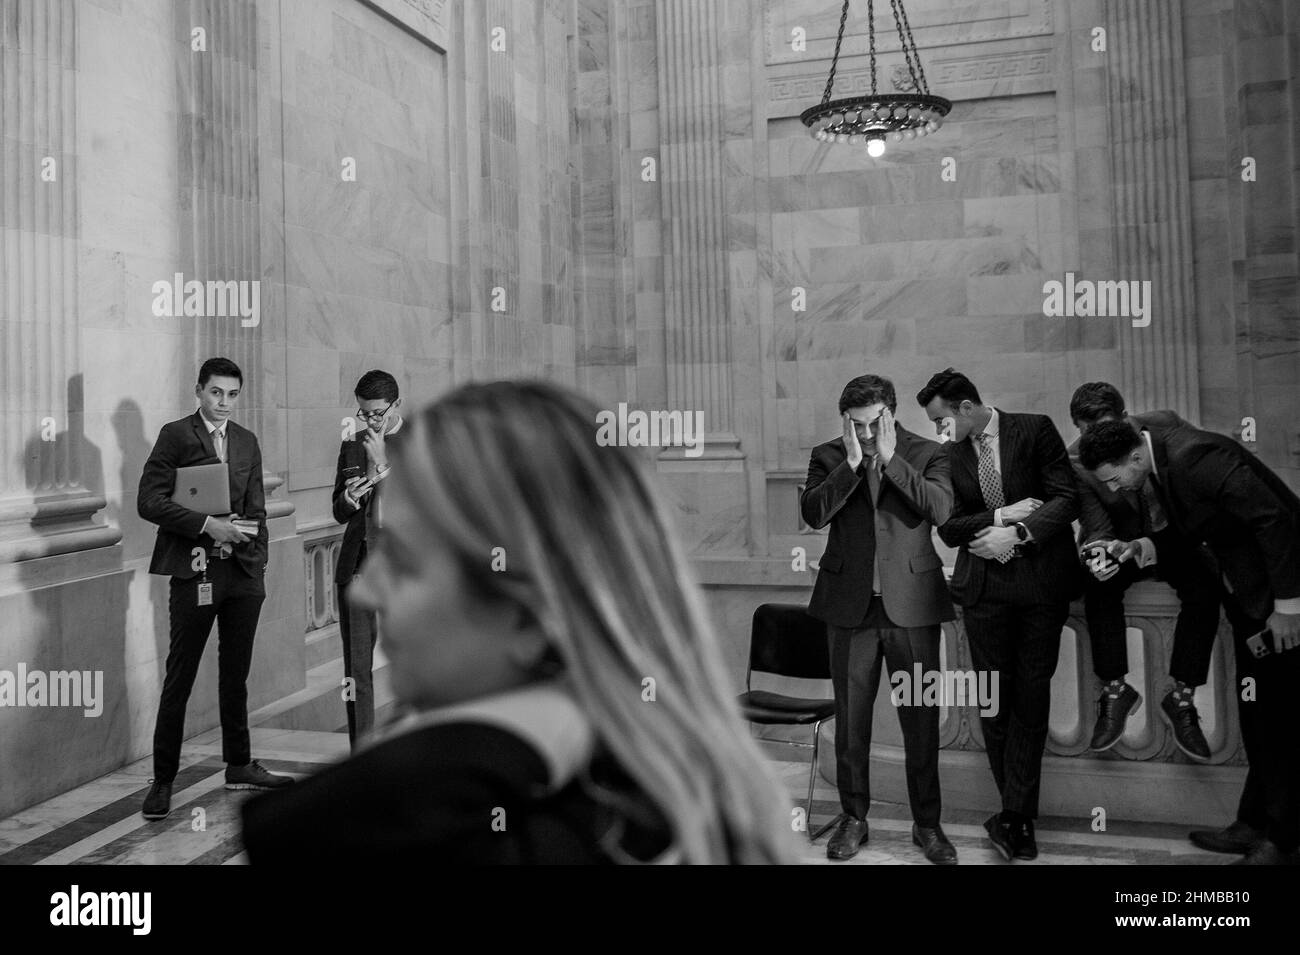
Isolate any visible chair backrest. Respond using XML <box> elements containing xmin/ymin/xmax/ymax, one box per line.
<box><xmin>748</xmin><ymin>603</ymin><xmax>830</xmax><ymax>681</ymax></box>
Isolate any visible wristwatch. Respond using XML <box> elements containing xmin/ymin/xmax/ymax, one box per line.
<box><xmin>1014</xmin><ymin>522</ymin><xmax>1030</xmax><ymax>542</ymax></box>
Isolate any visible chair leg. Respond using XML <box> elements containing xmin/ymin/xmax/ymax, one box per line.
<box><xmin>806</xmin><ymin>718</ymin><xmax>837</xmax><ymax>841</ymax></box>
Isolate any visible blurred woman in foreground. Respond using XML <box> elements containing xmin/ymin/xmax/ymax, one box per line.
<box><xmin>241</xmin><ymin>380</ymin><xmax>796</xmax><ymax>864</ymax></box>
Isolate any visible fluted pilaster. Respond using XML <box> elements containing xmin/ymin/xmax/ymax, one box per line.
<box><xmin>656</xmin><ymin>0</ymin><xmax>738</xmax><ymax>454</ymax></box>
<box><xmin>1104</xmin><ymin>0</ymin><xmax>1200</xmax><ymax>419</ymax></box>
<box><xmin>0</xmin><ymin>0</ymin><xmax>118</xmax><ymax>561</ymax></box>
<box><xmin>179</xmin><ymin>0</ymin><xmax>289</xmax><ymax>518</ymax></box>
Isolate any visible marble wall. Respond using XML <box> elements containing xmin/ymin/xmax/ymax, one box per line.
<box><xmin>1</xmin><ymin>0</ymin><xmax>1296</xmax><ymax>819</ymax></box>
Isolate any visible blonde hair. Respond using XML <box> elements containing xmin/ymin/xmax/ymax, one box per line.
<box><xmin>390</xmin><ymin>380</ymin><xmax>796</xmax><ymax>864</ymax></box>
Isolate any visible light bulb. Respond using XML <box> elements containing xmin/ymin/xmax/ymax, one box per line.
<box><xmin>866</xmin><ymin>138</ymin><xmax>886</xmax><ymax>158</ymax></box>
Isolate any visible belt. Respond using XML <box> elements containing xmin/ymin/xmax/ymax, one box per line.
<box><xmin>209</xmin><ymin>546</ymin><xmax>233</xmax><ymax>560</ymax></box>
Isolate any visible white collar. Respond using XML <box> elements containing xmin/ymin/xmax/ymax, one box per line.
<box><xmin>199</xmin><ymin>414</ymin><xmax>226</xmax><ymax>437</ymax></box>
<box><xmin>974</xmin><ymin>406</ymin><xmax>999</xmax><ymax>442</ymax></box>
<box><xmin>365</xmin><ymin>682</ymin><xmax>594</xmax><ymax>792</ymax></box>
<box><xmin>1143</xmin><ymin>429</ymin><xmax>1158</xmax><ymax>480</ymax></box>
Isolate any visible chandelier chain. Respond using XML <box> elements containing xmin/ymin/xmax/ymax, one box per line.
<box><xmin>821</xmin><ymin>0</ymin><xmax>851</xmax><ymax>104</ymax></box>
<box><xmin>894</xmin><ymin>0</ymin><xmax>929</xmax><ymax>94</ymax></box>
<box><xmin>889</xmin><ymin>0</ymin><xmax>922</xmax><ymax>94</ymax></box>
<box><xmin>867</xmin><ymin>0</ymin><xmax>877</xmax><ymax>96</ymax></box>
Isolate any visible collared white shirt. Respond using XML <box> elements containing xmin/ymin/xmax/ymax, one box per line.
<box><xmin>201</xmin><ymin>413</ymin><xmax>227</xmax><ymax>460</ymax></box>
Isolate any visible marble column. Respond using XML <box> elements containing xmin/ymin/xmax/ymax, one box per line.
<box><xmin>1104</xmin><ymin>0</ymin><xmax>1200</xmax><ymax>420</ymax></box>
<box><xmin>178</xmin><ymin>0</ymin><xmax>289</xmax><ymax>517</ymax></box>
<box><xmin>655</xmin><ymin>0</ymin><xmax>740</xmax><ymax>457</ymax></box>
<box><xmin>0</xmin><ymin>0</ymin><xmax>119</xmax><ymax>562</ymax></box>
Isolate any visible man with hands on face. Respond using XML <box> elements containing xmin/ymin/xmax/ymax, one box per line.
<box><xmin>1080</xmin><ymin>417</ymin><xmax>1300</xmax><ymax>865</ymax></box>
<box><xmin>801</xmin><ymin>375</ymin><xmax>958</xmax><ymax>864</ymax></box>
<box><xmin>916</xmin><ymin>368</ymin><xmax>1081</xmax><ymax>862</ymax></box>
<box><xmin>332</xmin><ymin>370</ymin><xmax>405</xmax><ymax>748</ymax></box>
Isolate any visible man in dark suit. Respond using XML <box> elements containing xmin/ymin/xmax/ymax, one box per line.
<box><xmin>802</xmin><ymin>374</ymin><xmax>958</xmax><ymax>863</ymax></box>
<box><xmin>138</xmin><ymin>358</ymin><xmax>293</xmax><ymax>820</ymax></box>
<box><xmin>916</xmin><ymin>368</ymin><xmax>1081</xmax><ymax>861</ymax></box>
<box><xmin>1080</xmin><ymin>418</ymin><xmax>1300</xmax><ymax>865</ymax></box>
<box><xmin>332</xmin><ymin>369</ymin><xmax>404</xmax><ymax>748</ymax></box>
<box><xmin>1067</xmin><ymin>383</ymin><xmax>1220</xmax><ymax>759</ymax></box>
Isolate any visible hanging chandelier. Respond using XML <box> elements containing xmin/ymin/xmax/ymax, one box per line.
<box><xmin>800</xmin><ymin>0</ymin><xmax>951</xmax><ymax>158</ymax></box>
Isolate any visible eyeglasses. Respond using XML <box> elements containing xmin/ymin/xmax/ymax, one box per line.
<box><xmin>355</xmin><ymin>404</ymin><xmax>393</xmax><ymax>422</ymax></box>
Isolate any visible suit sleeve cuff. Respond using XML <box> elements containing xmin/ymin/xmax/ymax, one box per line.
<box><xmin>994</xmin><ymin>507</ymin><xmax>1004</xmax><ymax>527</ymax></box>
<box><xmin>201</xmin><ymin>515</ymin><xmax>213</xmax><ymax>536</ymax></box>
<box><xmin>1274</xmin><ymin>597</ymin><xmax>1300</xmax><ymax>615</ymax></box>
<box><xmin>1136</xmin><ymin>537</ymin><xmax>1157</xmax><ymax>568</ymax></box>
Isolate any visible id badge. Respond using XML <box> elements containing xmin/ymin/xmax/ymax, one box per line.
<box><xmin>197</xmin><ymin>581</ymin><xmax>214</xmax><ymax>607</ymax></box>
<box><xmin>1246</xmin><ymin>630</ymin><xmax>1272</xmax><ymax>659</ymax></box>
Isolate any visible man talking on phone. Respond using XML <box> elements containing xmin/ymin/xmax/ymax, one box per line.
<box><xmin>1081</xmin><ymin>418</ymin><xmax>1300</xmax><ymax>864</ymax></box>
<box><xmin>332</xmin><ymin>370</ymin><xmax>404</xmax><ymax>748</ymax></box>
<box><xmin>138</xmin><ymin>358</ymin><xmax>294</xmax><ymax>821</ymax></box>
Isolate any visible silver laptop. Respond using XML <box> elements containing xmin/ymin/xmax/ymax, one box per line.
<box><xmin>171</xmin><ymin>463</ymin><xmax>231</xmax><ymax>515</ymax></box>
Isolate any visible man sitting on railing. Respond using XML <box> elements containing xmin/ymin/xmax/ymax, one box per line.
<box><xmin>1067</xmin><ymin>383</ymin><xmax>1220</xmax><ymax>761</ymax></box>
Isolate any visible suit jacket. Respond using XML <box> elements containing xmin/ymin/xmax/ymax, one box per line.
<box><xmin>800</xmin><ymin>423</ymin><xmax>956</xmax><ymax>629</ymax></box>
<box><xmin>1148</xmin><ymin>423</ymin><xmax>1300</xmax><ymax>620</ymax></box>
<box><xmin>137</xmin><ymin>411</ymin><xmax>268</xmax><ymax>580</ymax></box>
<box><xmin>332</xmin><ymin>429</ymin><xmax>403</xmax><ymax>585</ymax></box>
<box><xmin>939</xmin><ymin>410</ymin><xmax>1082</xmax><ymax>606</ymax></box>
<box><xmin>1069</xmin><ymin>410</ymin><xmax>1191</xmax><ymax>546</ymax></box>
<box><xmin>240</xmin><ymin>722</ymin><xmax>673</xmax><ymax>865</ymax></box>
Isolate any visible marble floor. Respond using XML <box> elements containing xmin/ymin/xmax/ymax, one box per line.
<box><xmin>0</xmin><ymin>729</ymin><xmax>1234</xmax><ymax>865</ymax></box>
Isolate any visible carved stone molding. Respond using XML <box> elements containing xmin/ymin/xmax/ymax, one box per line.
<box><xmin>763</xmin><ymin>0</ymin><xmax>1053</xmax><ymax>67</ymax></box>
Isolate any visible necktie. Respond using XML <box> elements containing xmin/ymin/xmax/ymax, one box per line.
<box><xmin>975</xmin><ymin>433</ymin><xmax>1012</xmax><ymax>563</ymax></box>
<box><xmin>867</xmin><ymin>456</ymin><xmax>883</xmax><ymax>594</ymax></box>
<box><xmin>1142</xmin><ymin>475</ymin><xmax>1168</xmax><ymax>533</ymax></box>
<box><xmin>212</xmin><ymin>428</ymin><xmax>232</xmax><ymax>556</ymax></box>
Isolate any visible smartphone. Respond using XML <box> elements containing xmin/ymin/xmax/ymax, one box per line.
<box><xmin>1245</xmin><ymin>628</ymin><xmax>1275</xmax><ymax>659</ymax></box>
<box><xmin>1080</xmin><ymin>542</ymin><xmax>1120</xmax><ymax>573</ymax></box>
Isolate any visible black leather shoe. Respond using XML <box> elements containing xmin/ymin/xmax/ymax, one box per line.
<box><xmin>142</xmin><ymin>780</ymin><xmax>172</xmax><ymax>821</ymax></box>
<box><xmin>984</xmin><ymin>813</ymin><xmax>1015</xmax><ymax>861</ymax></box>
<box><xmin>1090</xmin><ymin>683</ymin><xmax>1140</xmax><ymax>751</ymax></box>
<box><xmin>826</xmin><ymin>815</ymin><xmax>870</xmax><ymax>861</ymax></box>
<box><xmin>912</xmin><ymin>824</ymin><xmax>958</xmax><ymax>864</ymax></box>
<box><xmin>225</xmin><ymin>760</ymin><xmax>295</xmax><ymax>791</ymax></box>
<box><xmin>1013</xmin><ymin>819</ymin><xmax>1038</xmax><ymax>860</ymax></box>
<box><xmin>1160</xmin><ymin>691</ymin><xmax>1211</xmax><ymax>760</ymax></box>
<box><xmin>1189</xmin><ymin>820</ymin><xmax>1265</xmax><ymax>855</ymax></box>
<box><xmin>1231</xmin><ymin>840</ymin><xmax>1293</xmax><ymax>865</ymax></box>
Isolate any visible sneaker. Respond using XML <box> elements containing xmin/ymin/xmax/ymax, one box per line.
<box><xmin>1090</xmin><ymin>682</ymin><xmax>1140</xmax><ymax>751</ymax></box>
<box><xmin>224</xmin><ymin>760</ymin><xmax>295</xmax><ymax>791</ymax></box>
<box><xmin>142</xmin><ymin>780</ymin><xmax>172</xmax><ymax>820</ymax></box>
<box><xmin>1160</xmin><ymin>690</ymin><xmax>1211</xmax><ymax>760</ymax></box>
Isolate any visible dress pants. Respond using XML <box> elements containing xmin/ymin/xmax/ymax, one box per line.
<box><xmin>827</xmin><ymin>596</ymin><xmax>942</xmax><ymax>826</ymax></box>
<box><xmin>1084</xmin><ymin>531</ymin><xmax>1220</xmax><ymax>686</ymax></box>
<box><xmin>1222</xmin><ymin>592</ymin><xmax>1300</xmax><ymax>853</ymax></box>
<box><xmin>337</xmin><ymin>581</ymin><xmax>377</xmax><ymax>748</ymax></box>
<box><xmin>153</xmin><ymin>557</ymin><xmax>265</xmax><ymax>783</ymax></box>
<box><xmin>962</xmin><ymin>590</ymin><xmax>1068</xmax><ymax>819</ymax></box>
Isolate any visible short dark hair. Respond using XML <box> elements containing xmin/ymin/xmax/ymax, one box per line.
<box><xmin>916</xmin><ymin>368</ymin><xmax>981</xmax><ymax>409</ymax></box>
<box><xmin>355</xmin><ymin>370</ymin><xmax>399</xmax><ymax>403</ymax></box>
<box><xmin>838</xmin><ymin>374</ymin><xmax>897</xmax><ymax>415</ymax></box>
<box><xmin>198</xmin><ymin>357</ymin><xmax>243</xmax><ymax>388</ymax></box>
<box><xmin>1070</xmin><ymin>382</ymin><xmax>1125</xmax><ymax>425</ymax></box>
<box><xmin>1078</xmin><ymin>419</ymin><xmax>1142</xmax><ymax>471</ymax></box>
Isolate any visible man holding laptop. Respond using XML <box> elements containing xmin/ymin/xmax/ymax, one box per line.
<box><xmin>137</xmin><ymin>357</ymin><xmax>293</xmax><ymax>821</ymax></box>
